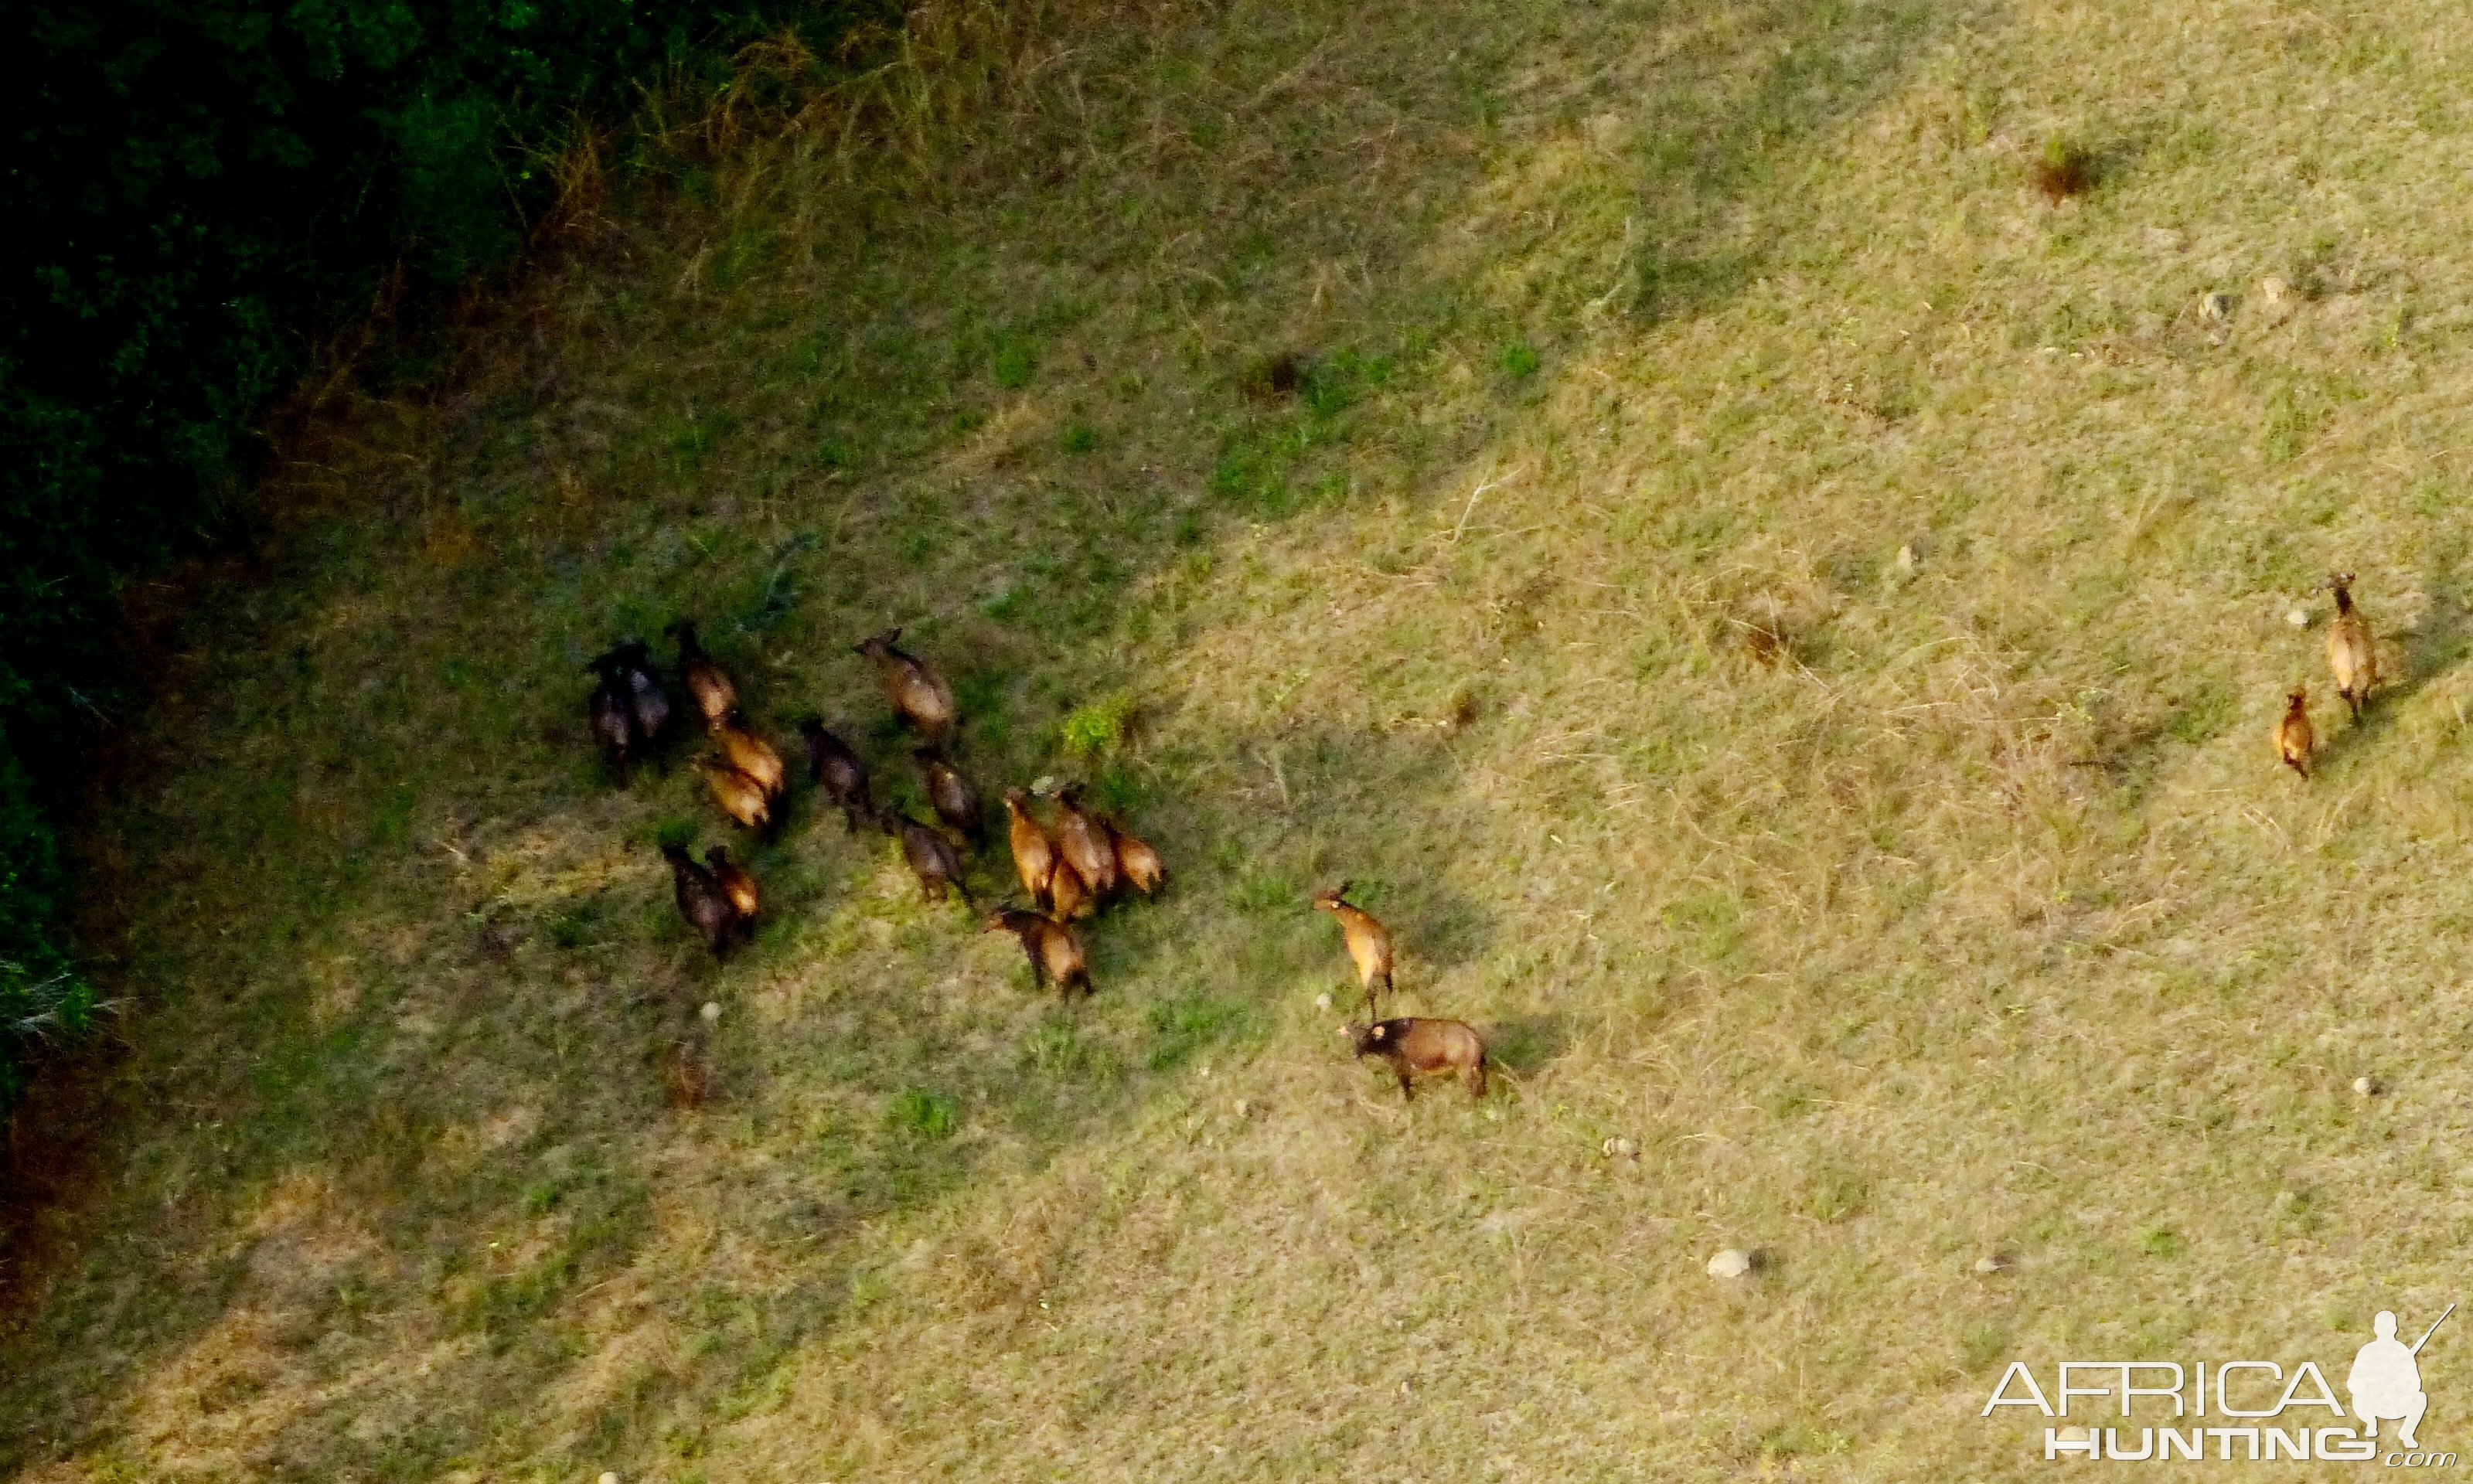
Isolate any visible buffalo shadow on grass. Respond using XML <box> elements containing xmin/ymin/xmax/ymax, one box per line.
<box><xmin>1480</xmin><ymin>1014</ymin><xmax>1569</xmax><ymax>1076</ymax></box>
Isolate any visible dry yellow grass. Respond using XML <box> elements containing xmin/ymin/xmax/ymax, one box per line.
<box><xmin>11</xmin><ymin>0</ymin><xmax>2473</xmax><ymax>1479</ymax></box>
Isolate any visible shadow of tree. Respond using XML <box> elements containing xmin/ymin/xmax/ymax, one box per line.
<box><xmin>1625</xmin><ymin>0</ymin><xmax>1950</xmax><ymax>323</ymax></box>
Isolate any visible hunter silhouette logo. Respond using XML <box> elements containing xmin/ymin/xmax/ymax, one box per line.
<box><xmin>1982</xmin><ymin>1303</ymin><xmax>2457</xmax><ymax>1464</ymax></box>
<box><xmin>2352</xmin><ymin>1305</ymin><xmax>2451</xmax><ymax>1450</ymax></box>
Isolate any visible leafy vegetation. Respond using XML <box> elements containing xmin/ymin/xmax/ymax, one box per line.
<box><xmin>0</xmin><ymin>744</ymin><xmax>89</xmax><ymax>1104</ymax></box>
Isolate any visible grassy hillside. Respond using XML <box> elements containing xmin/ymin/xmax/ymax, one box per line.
<box><xmin>11</xmin><ymin>0</ymin><xmax>2473</xmax><ymax>1477</ymax></box>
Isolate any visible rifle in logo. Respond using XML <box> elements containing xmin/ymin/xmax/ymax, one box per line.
<box><xmin>2417</xmin><ymin>1305</ymin><xmax>2457</xmax><ymax>1356</ymax></box>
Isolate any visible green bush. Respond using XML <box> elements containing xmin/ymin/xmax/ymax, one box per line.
<box><xmin>888</xmin><ymin>1087</ymin><xmax>958</xmax><ymax>1140</ymax></box>
<box><xmin>1058</xmin><ymin>692</ymin><xmax>1137</xmax><ymax>760</ymax></box>
<box><xmin>0</xmin><ymin>0</ymin><xmax>887</xmax><ymax>1109</ymax></box>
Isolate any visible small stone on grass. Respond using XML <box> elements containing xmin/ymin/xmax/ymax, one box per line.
<box><xmin>1708</xmin><ymin>1247</ymin><xmax>1756</xmax><ymax>1279</ymax></box>
<box><xmin>700</xmin><ymin>1000</ymin><xmax>722</xmax><ymax>1023</ymax></box>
